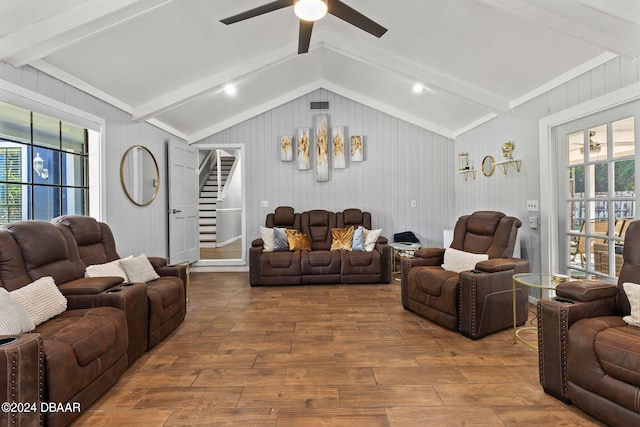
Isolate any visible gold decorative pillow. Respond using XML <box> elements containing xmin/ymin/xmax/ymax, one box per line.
<box><xmin>285</xmin><ymin>229</ymin><xmax>312</xmax><ymax>251</ymax></box>
<box><xmin>331</xmin><ymin>226</ymin><xmax>354</xmax><ymax>250</ymax></box>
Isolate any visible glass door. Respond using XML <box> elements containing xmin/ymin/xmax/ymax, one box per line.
<box><xmin>557</xmin><ymin>102</ymin><xmax>638</xmax><ymax>279</ymax></box>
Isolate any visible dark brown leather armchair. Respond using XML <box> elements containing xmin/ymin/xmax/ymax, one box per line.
<box><xmin>538</xmin><ymin>220</ymin><xmax>640</xmax><ymax>427</ymax></box>
<box><xmin>401</xmin><ymin>211</ymin><xmax>530</xmax><ymax>339</ymax></box>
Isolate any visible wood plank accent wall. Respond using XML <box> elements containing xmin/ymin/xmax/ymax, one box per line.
<box><xmin>455</xmin><ymin>55</ymin><xmax>640</xmax><ymax>275</ymax></box>
<box><xmin>6</xmin><ymin>55</ymin><xmax>635</xmax><ymax>272</ymax></box>
<box><xmin>195</xmin><ymin>88</ymin><xmax>456</xmax><ymax>254</ymax></box>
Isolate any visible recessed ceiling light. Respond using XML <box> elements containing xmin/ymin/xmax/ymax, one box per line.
<box><xmin>224</xmin><ymin>84</ymin><xmax>237</xmax><ymax>96</ymax></box>
<box><xmin>412</xmin><ymin>83</ymin><xmax>425</xmax><ymax>93</ymax></box>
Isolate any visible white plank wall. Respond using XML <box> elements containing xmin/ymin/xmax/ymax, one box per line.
<box><xmin>195</xmin><ymin>88</ymin><xmax>456</xmax><ymax>256</ymax></box>
<box><xmin>0</xmin><ymin>62</ymin><xmax>184</xmax><ymax>258</ymax></box>
<box><xmin>4</xmin><ymin>54</ymin><xmax>637</xmax><ymax>272</ymax></box>
<box><xmin>455</xmin><ymin>55</ymin><xmax>640</xmax><ymax>274</ymax></box>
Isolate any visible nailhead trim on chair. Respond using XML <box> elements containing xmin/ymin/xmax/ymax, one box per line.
<box><xmin>7</xmin><ymin>336</ymin><xmax>45</xmax><ymax>426</ymax></box>
<box><xmin>560</xmin><ymin>307</ymin><xmax>569</xmax><ymax>400</ymax></box>
<box><xmin>537</xmin><ymin>302</ymin><xmax>545</xmax><ymax>388</ymax></box>
<box><xmin>10</xmin><ymin>352</ymin><xmax>17</xmax><ymax>427</ymax></box>
<box><xmin>537</xmin><ymin>303</ymin><xmax>570</xmax><ymax>402</ymax></box>
<box><xmin>458</xmin><ymin>277</ymin><xmax>479</xmax><ymax>337</ymax></box>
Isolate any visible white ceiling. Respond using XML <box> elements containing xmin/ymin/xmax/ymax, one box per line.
<box><xmin>0</xmin><ymin>0</ymin><xmax>638</xmax><ymax>141</ymax></box>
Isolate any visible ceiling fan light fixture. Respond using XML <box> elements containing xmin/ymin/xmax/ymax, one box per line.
<box><xmin>294</xmin><ymin>0</ymin><xmax>328</xmax><ymax>21</ymax></box>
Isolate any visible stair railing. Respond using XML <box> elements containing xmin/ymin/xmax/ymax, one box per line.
<box><xmin>198</xmin><ymin>150</ymin><xmax>216</xmax><ymax>192</ymax></box>
<box><xmin>216</xmin><ymin>149</ymin><xmax>223</xmax><ymax>201</ymax></box>
<box><xmin>218</xmin><ymin>156</ymin><xmax>238</xmax><ymax>202</ymax></box>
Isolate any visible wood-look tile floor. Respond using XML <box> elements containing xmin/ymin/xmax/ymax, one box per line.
<box><xmin>71</xmin><ymin>272</ymin><xmax>604</xmax><ymax>426</ymax></box>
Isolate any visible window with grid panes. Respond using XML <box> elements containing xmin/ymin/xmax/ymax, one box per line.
<box><xmin>0</xmin><ymin>100</ymin><xmax>88</xmax><ymax>223</ymax></box>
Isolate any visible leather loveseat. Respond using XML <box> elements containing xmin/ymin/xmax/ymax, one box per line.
<box><xmin>250</xmin><ymin>206</ymin><xmax>391</xmax><ymax>286</ymax></box>
<box><xmin>0</xmin><ymin>217</ymin><xmax>186</xmax><ymax>427</ymax></box>
<box><xmin>538</xmin><ymin>220</ymin><xmax>640</xmax><ymax>427</ymax></box>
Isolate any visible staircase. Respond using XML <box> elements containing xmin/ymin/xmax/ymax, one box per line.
<box><xmin>199</xmin><ymin>156</ymin><xmax>235</xmax><ymax>248</ymax></box>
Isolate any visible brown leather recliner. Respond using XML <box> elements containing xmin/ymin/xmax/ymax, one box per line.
<box><xmin>401</xmin><ymin>211</ymin><xmax>530</xmax><ymax>339</ymax></box>
<box><xmin>52</xmin><ymin>215</ymin><xmax>187</xmax><ymax>348</ymax></box>
<box><xmin>0</xmin><ymin>222</ymin><xmax>128</xmax><ymax>427</ymax></box>
<box><xmin>339</xmin><ymin>209</ymin><xmax>389</xmax><ymax>284</ymax></box>
<box><xmin>538</xmin><ymin>220</ymin><xmax>640</xmax><ymax>427</ymax></box>
<box><xmin>251</xmin><ymin>206</ymin><xmax>303</xmax><ymax>285</ymax></box>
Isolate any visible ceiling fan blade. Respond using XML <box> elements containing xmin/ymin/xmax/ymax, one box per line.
<box><xmin>298</xmin><ymin>20</ymin><xmax>314</xmax><ymax>54</ymax></box>
<box><xmin>220</xmin><ymin>0</ymin><xmax>293</xmax><ymax>25</ymax></box>
<box><xmin>327</xmin><ymin>0</ymin><xmax>387</xmax><ymax>37</ymax></box>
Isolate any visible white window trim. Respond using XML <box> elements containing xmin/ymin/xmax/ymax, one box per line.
<box><xmin>0</xmin><ymin>79</ymin><xmax>105</xmax><ymax>220</ymax></box>
<box><xmin>539</xmin><ymin>81</ymin><xmax>640</xmax><ymax>276</ymax></box>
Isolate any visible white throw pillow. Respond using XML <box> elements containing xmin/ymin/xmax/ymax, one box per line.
<box><xmin>119</xmin><ymin>254</ymin><xmax>160</xmax><ymax>283</ymax></box>
<box><xmin>441</xmin><ymin>247</ymin><xmax>489</xmax><ymax>273</ymax></box>
<box><xmin>260</xmin><ymin>226</ymin><xmax>275</xmax><ymax>252</ymax></box>
<box><xmin>85</xmin><ymin>257</ymin><xmax>130</xmax><ymax>283</ymax></box>
<box><xmin>10</xmin><ymin>276</ymin><xmax>67</xmax><ymax>327</ymax></box>
<box><xmin>0</xmin><ymin>288</ymin><xmax>35</xmax><ymax>334</ymax></box>
<box><xmin>363</xmin><ymin>228</ymin><xmax>382</xmax><ymax>252</ymax></box>
<box><xmin>623</xmin><ymin>282</ymin><xmax>640</xmax><ymax>327</ymax></box>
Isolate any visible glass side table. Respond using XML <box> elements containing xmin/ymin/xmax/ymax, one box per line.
<box><xmin>389</xmin><ymin>242</ymin><xmax>422</xmax><ymax>281</ymax></box>
<box><xmin>512</xmin><ymin>273</ymin><xmax>561</xmax><ymax>348</ymax></box>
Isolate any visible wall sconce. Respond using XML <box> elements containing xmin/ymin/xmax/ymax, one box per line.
<box><xmin>33</xmin><ymin>152</ymin><xmax>49</xmax><ymax>180</ymax></box>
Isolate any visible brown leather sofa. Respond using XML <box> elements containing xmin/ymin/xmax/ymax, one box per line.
<box><xmin>0</xmin><ymin>221</ymin><xmax>129</xmax><ymax>427</ymax></box>
<box><xmin>538</xmin><ymin>220</ymin><xmax>640</xmax><ymax>427</ymax></box>
<box><xmin>52</xmin><ymin>215</ymin><xmax>187</xmax><ymax>349</ymax></box>
<box><xmin>401</xmin><ymin>211</ymin><xmax>530</xmax><ymax>339</ymax></box>
<box><xmin>250</xmin><ymin>207</ymin><xmax>391</xmax><ymax>286</ymax></box>
<box><xmin>0</xmin><ymin>218</ymin><xmax>186</xmax><ymax>426</ymax></box>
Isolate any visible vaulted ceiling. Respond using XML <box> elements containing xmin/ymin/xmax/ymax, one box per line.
<box><xmin>1</xmin><ymin>0</ymin><xmax>638</xmax><ymax>141</ymax></box>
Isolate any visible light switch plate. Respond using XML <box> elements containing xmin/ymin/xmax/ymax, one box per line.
<box><xmin>260</xmin><ymin>201</ymin><xmax>268</xmax><ymax>208</ymax></box>
<box><xmin>527</xmin><ymin>200</ymin><xmax>539</xmax><ymax>211</ymax></box>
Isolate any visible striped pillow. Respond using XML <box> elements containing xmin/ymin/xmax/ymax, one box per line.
<box><xmin>0</xmin><ymin>288</ymin><xmax>34</xmax><ymax>334</ymax></box>
<box><xmin>623</xmin><ymin>282</ymin><xmax>640</xmax><ymax>327</ymax></box>
<box><xmin>85</xmin><ymin>257</ymin><xmax>131</xmax><ymax>283</ymax></box>
<box><xmin>10</xmin><ymin>277</ymin><xmax>67</xmax><ymax>327</ymax></box>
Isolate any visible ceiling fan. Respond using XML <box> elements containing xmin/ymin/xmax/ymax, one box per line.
<box><xmin>220</xmin><ymin>0</ymin><xmax>387</xmax><ymax>54</ymax></box>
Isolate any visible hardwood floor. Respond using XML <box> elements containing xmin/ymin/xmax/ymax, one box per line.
<box><xmin>71</xmin><ymin>272</ymin><xmax>604</xmax><ymax>426</ymax></box>
<box><xmin>200</xmin><ymin>240</ymin><xmax>243</xmax><ymax>260</ymax></box>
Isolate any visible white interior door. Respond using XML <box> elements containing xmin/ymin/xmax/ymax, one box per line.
<box><xmin>168</xmin><ymin>139</ymin><xmax>199</xmax><ymax>263</ymax></box>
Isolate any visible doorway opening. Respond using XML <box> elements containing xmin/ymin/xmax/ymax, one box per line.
<box><xmin>193</xmin><ymin>144</ymin><xmax>246</xmax><ymax>267</ymax></box>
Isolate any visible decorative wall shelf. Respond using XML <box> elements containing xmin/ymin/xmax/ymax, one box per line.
<box><xmin>494</xmin><ymin>159</ymin><xmax>521</xmax><ymax>174</ymax></box>
<box><xmin>457</xmin><ymin>169</ymin><xmax>476</xmax><ymax>181</ymax></box>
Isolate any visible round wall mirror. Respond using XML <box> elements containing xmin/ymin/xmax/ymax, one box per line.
<box><xmin>482</xmin><ymin>155</ymin><xmax>495</xmax><ymax>177</ymax></box>
<box><xmin>120</xmin><ymin>145</ymin><xmax>160</xmax><ymax>206</ymax></box>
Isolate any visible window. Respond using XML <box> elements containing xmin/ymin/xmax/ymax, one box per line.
<box><xmin>565</xmin><ymin>116</ymin><xmax>635</xmax><ymax>278</ymax></box>
<box><xmin>0</xmin><ymin>100</ymin><xmax>88</xmax><ymax>223</ymax></box>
